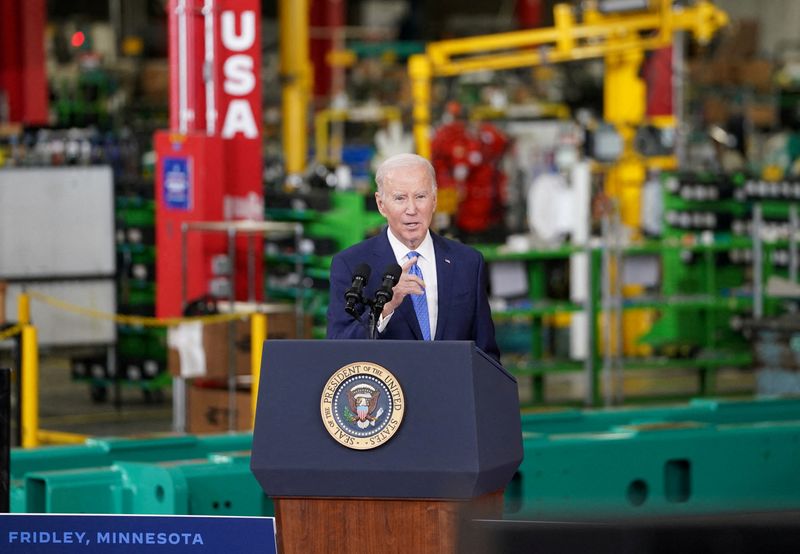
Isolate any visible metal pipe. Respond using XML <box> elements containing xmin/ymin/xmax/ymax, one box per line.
<box><xmin>203</xmin><ymin>0</ymin><xmax>217</xmax><ymax>134</ymax></box>
<box><xmin>176</xmin><ymin>0</ymin><xmax>190</xmax><ymax>133</ymax></box>
<box><xmin>13</xmin><ymin>333</ymin><xmax>21</xmax><ymax>446</ymax></box>
<box><xmin>109</xmin><ymin>0</ymin><xmax>122</xmax><ymax>56</ymax></box>
<box><xmin>295</xmin><ymin>223</ymin><xmax>304</xmax><ymax>338</ymax></box>
<box><xmin>584</xmin><ymin>248</ymin><xmax>595</xmax><ymax>407</ymax></box>
<box><xmin>1</xmin><ymin>367</ymin><xmax>10</xmax><ymax>511</ymax></box>
<box><xmin>181</xmin><ymin>222</ymin><xmax>189</xmax><ymax>312</ymax></box>
<box><xmin>790</xmin><ymin>204</ymin><xmax>798</xmax><ymax>283</ymax></box>
<box><xmin>20</xmin><ymin>325</ymin><xmax>38</xmax><ymax>448</ymax></box>
<box><xmin>174</xmin><ymin>222</ymin><xmax>189</xmax><ymax>434</ymax></box>
<box><xmin>247</xmin><ymin>233</ymin><xmax>255</xmax><ymax>302</ymax></box>
<box><xmin>613</xmin><ymin>210</ymin><xmax>625</xmax><ymax>404</ymax></box>
<box><xmin>601</xmin><ymin>216</ymin><xmax>613</xmax><ymax>407</ymax></box>
<box><xmin>250</xmin><ymin>313</ymin><xmax>267</xmax><ymax>428</ymax></box>
<box><xmin>753</xmin><ymin>203</ymin><xmax>763</xmax><ymax>319</ymax></box>
<box><xmin>227</xmin><ymin>227</ymin><xmax>237</xmax><ymax>432</ymax></box>
<box><xmin>673</xmin><ymin>32</ymin><xmax>687</xmax><ymax>167</ymax></box>
<box><xmin>172</xmin><ymin>377</ymin><xmax>186</xmax><ymax>433</ymax></box>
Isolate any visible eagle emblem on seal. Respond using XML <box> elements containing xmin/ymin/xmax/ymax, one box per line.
<box><xmin>346</xmin><ymin>384</ymin><xmax>383</xmax><ymax>429</ymax></box>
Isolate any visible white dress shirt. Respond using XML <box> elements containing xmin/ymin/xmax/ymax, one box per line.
<box><xmin>377</xmin><ymin>229</ymin><xmax>438</xmax><ymax>338</ymax></box>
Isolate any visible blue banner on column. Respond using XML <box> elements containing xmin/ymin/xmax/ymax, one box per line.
<box><xmin>0</xmin><ymin>514</ymin><xmax>276</xmax><ymax>554</ymax></box>
<box><xmin>163</xmin><ymin>156</ymin><xmax>192</xmax><ymax>210</ymax></box>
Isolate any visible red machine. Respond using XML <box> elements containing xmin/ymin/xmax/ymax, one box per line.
<box><xmin>431</xmin><ymin>104</ymin><xmax>509</xmax><ymax>236</ymax></box>
<box><xmin>156</xmin><ymin>0</ymin><xmax>263</xmax><ymax>317</ymax></box>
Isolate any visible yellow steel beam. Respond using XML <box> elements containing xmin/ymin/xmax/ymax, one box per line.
<box><xmin>409</xmin><ymin>54</ymin><xmax>433</xmax><ymax>160</ymax></box>
<box><xmin>429</xmin><ymin>36</ymin><xmax>671</xmax><ymax>77</ymax></box>
<box><xmin>21</xmin><ymin>324</ymin><xmax>38</xmax><ymax>448</ymax></box>
<box><xmin>412</xmin><ymin>0</ymin><xmax>727</xmax><ymax>174</ymax></box>
<box><xmin>315</xmin><ymin>106</ymin><xmax>402</xmax><ymax>165</ymax></box>
<box><xmin>251</xmin><ymin>312</ymin><xmax>267</xmax><ymax>428</ymax></box>
<box><xmin>424</xmin><ymin>1</ymin><xmax>726</xmax><ymax>65</ymax></box>
<box><xmin>411</xmin><ymin>1</ymin><xmax>728</xmax><ymax>359</ymax></box>
<box><xmin>37</xmin><ymin>429</ymin><xmax>88</xmax><ymax>445</ymax></box>
<box><xmin>279</xmin><ymin>0</ymin><xmax>312</xmax><ymax>179</ymax></box>
<box><xmin>17</xmin><ymin>292</ymin><xmax>30</xmax><ymax>325</ymax></box>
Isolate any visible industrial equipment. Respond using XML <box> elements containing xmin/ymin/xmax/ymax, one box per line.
<box><xmin>409</xmin><ymin>0</ymin><xmax>728</xmax><ymax>231</ymax></box>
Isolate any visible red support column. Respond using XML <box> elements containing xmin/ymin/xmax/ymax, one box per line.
<box><xmin>310</xmin><ymin>0</ymin><xmax>345</xmax><ymax>101</ymax></box>
<box><xmin>0</xmin><ymin>0</ymin><xmax>47</xmax><ymax>124</ymax></box>
<box><xmin>516</xmin><ymin>0</ymin><xmax>544</xmax><ymax>29</ymax></box>
<box><xmin>644</xmin><ymin>46</ymin><xmax>674</xmax><ymax>117</ymax></box>
<box><xmin>216</xmin><ymin>0</ymin><xmax>264</xmax><ymax>301</ymax></box>
<box><xmin>157</xmin><ymin>0</ymin><xmax>264</xmax><ymax>317</ymax></box>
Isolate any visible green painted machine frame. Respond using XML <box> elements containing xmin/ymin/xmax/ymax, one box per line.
<box><xmin>11</xmin><ymin>397</ymin><xmax>800</xmax><ymax>520</ymax></box>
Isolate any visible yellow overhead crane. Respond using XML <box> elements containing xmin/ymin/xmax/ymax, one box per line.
<box><xmin>408</xmin><ymin>0</ymin><xmax>728</xmax><ymax>231</ymax></box>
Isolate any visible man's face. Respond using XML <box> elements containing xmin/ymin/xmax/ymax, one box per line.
<box><xmin>375</xmin><ymin>164</ymin><xmax>437</xmax><ymax>250</ymax></box>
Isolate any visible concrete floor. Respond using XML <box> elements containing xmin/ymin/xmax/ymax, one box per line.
<box><xmin>3</xmin><ymin>353</ymin><xmax>173</xmax><ymax>447</ymax></box>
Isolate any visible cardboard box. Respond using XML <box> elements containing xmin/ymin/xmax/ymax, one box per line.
<box><xmin>714</xmin><ymin>19</ymin><xmax>759</xmax><ymax>61</ymax></box>
<box><xmin>139</xmin><ymin>59</ymin><xmax>169</xmax><ymax>101</ymax></box>
<box><xmin>740</xmin><ymin>59</ymin><xmax>774</xmax><ymax>92</ymax></box>
<box><xmin>703</xmin><ymin>97</ymin><xmax>730</xmax><ymax>125</ymax></box>
<box><xmin>188</xmin><ymin>382</ymin><xmax>252</xmax><ymax>434</ymax></box>
<box><xmin>169</xmin><ymin>312</ymin><xmax>311</xmax><ymax>377</ymax></box>
<box><xmin>708</xmin><ymin>60</ymin><xmax>738</xmax><ymax>86</ymax></box>
<box><xmin>747</xmin><ymin>103</ymin><xmax>777</xmax><ymax>128</ymax></box>
<box><xmin>201</xmin><ymin>319</ymin><xmax>253</xmax><ymax>377</ymax></box>
<box><xmin>688</xmin><ymin>60</ymin><xmax>714</xmax><ymax>86</ymax></box>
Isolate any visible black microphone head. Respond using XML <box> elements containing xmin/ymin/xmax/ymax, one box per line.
<box><xmin>382</xmin><ymin>263</ymin><xmax>402</xmax><ymax>285</ymax></box>
<box><xmin>345</xmin><ymin>262</ymin><xmax>372</xmax><ymax>318</ymax></box>
<box><xmin>354</xmin><ymin>263</ymin><xmax>372</xmax><ymax>281</ymax></box>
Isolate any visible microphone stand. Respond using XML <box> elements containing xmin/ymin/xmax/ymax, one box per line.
<box><xmin>367</xmin><ymin>301</ymin><xmax>379</xmax><ymax>340</ymax></box>
<box><xmin>349</xmin><ymin>295</ymin><xmax>385</xmax><ymax>340</ymax></box>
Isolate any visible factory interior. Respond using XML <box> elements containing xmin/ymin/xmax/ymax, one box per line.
<box><xmin>3</xmin><ymin>0</ymin><xmax>800</xmax><ymax>552</ymax></box>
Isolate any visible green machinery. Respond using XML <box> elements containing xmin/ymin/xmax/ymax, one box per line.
<box><xmin>71</xmin><ymin>195</ymin><xmax>171</xmax><ymax>402</ymax></box>
<box><xmin>266</xmin><ymin>190</ymin><xmax>385</xmax><ymax>338</ymax></box>
<box><xmin>10</xmin><ymin>433</ymin><xmax>267</xmax><ymax>515</ymax></box>
<box><xmin>11</xmin><ymin>397</ymin><xmax>800</xmax><ymax>519</ymax></box>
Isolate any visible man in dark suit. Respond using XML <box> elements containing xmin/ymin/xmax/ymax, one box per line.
<box><xmin>326</xmin><ymin>153</ymin><xmax>500</xmax><ymax>362</ymax></box>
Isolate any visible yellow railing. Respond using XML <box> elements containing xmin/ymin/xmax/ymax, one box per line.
<box><xmin>12</xmin><ymin>292</ymin><xmax>275</xmax><ymax>448</ymax></box>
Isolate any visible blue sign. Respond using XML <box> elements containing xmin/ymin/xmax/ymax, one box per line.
<box><xmin>163</xmin><ymin>157</ymin><xmax>192</xmax><ymax>210</ymax></box>
<box><xmin>0</xmin><ymin>514</ymin><xmax>276</xmax><ymax>554</ymax></box>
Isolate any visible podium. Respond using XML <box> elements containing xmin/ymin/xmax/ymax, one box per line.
<box><xmin>251</xmin><ymin>340</ymin><xmax>523</xmax><ymax>553</ymax></box>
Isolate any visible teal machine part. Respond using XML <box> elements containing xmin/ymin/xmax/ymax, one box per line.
<box><xmin>519</xmin><ymin>397</ymin><xmax>800</xmax><ymax>435</ymax></box>
<box><xmin>11</xmin><ymin>398</ymin><xmax>800</xmax><ymax>518</ymax></box>
<box><xmin>509</xmin><ymin>397</ymin><xmax>800</xmax><ymax>519</ymax></box>
<box><xmin>10</xmin><ymin>433</ymin><xmax>253</xmax><ymax>480</ymax></box>
<box><xmin>10</xmin><ymin>433</ymin><xmax>255</xmax><ymax>513</ymax></box>
<box><xmin>21</xmin><ymin>453</ymin><xmax>270</xmax><ymax>516</ymax></box>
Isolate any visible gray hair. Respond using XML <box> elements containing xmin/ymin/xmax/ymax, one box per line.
<box><xmin>375</xmin><ymin>153</ymin><xmax>437</xmax><ymax>197</ymax></box>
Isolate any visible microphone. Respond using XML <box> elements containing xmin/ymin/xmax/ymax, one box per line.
<box><xmin>373</xmin><ymin>263</ymin><xmax>402</xmax><ymax>313</ymax></box>
<box><xmin>344</xmin><ymin>263</ymin><xmax>371</xmax><ymax>317</ymax></box>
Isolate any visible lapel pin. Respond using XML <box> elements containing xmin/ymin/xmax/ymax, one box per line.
<box><xmin>445</xmin><ymin>259</ymin><xmax>451</xmax><ymax>264</ymax></box>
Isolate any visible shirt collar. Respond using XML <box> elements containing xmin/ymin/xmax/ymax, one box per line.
<box><xmin>386</xmin><ymin>228</ymin><xmax>434</xmax><ymax>263</ymax></box>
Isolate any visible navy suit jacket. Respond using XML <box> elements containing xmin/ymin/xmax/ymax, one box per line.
<box><xmin>326</xmin><ymin>228</ymin><xmax>501</xmax><ymax>362</ymax></box>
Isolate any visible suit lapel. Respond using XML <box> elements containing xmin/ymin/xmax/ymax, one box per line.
<box><xmin>433</xmin><ymin>233</ymin><xmax>453</xmax><ymax>341</ymax></box>
<box><xmin>371</xmin><ymin>229</ymin><xmax>422</xmax><ymax>339</ymax></box>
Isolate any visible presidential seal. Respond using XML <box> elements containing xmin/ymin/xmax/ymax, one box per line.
<box><xmin>320</xmin><ymin>362</ymin><xmax>405</xmax><ymax>450</ymax></box>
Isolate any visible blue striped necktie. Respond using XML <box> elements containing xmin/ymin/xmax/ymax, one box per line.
<box><xmin>407</xmin><ymin>251</ymin><xmax>431</xmax><ymax>340</ymax></box>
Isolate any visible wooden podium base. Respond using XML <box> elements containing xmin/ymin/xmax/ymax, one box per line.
<box><xmin>274</xmin><ymin>491</ymin><xmax>504</xmax><ymax>554</ymax></box>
